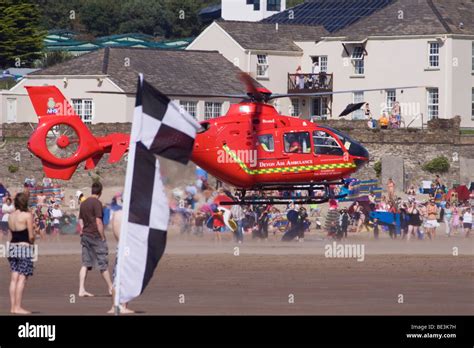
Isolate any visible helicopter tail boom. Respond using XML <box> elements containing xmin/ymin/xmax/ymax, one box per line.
<box><xmin>41</xmin><ymin>160</ymin><xmax>79</xmax><ymax>180</ymax></box>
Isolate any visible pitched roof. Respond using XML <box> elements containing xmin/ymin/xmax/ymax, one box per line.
<box><xmin>216</xmin><ymin>20</ymin><xmax>329</xmax><ymax>51</ymax></box>
<box><xmin>262</xmin><ymin>0</ymin><xmax>474</xmax><ymax>40</ymax></box>
<box><xmin>95</xmin><ymin>33</ymin><xmax>155</xmax><ymax>43</ymax></box>
<box><xmin>29</xmin><ymin>47</ymin><xmax>253</xmax><ymax>95</ymax></box>
<box><xmin>333</xmin><ymin>0</ymin><xmax>474</xmax><ymax>39</ymax></box>
<box><xmin>262</xmin><ymin>0</ymin><xmax>396</xmax><ymax>32</ymax></box>
<box><xmin>430</xmin><ymin>0</ymin><xmax>474</xmax><ymax>35</ymax></box>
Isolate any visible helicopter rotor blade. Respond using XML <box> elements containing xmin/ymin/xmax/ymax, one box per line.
<box><xmin>268</xmin><ymin>86</ymin><xmax>423</xmax><ymax>100</ymax></box>
<box><xmin>88</xmin><ymin>72</ymin><xmax>263</xmax><ymax>100</ymax></box>
<box><xmin>86</xmin><ymin>90</ymin><xmax>249</xmax><ymax>99</ymax></box>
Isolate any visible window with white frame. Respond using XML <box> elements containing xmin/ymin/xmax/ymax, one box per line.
<box><xmin>204</xmin><ymin>102</ymin><xmax>222</xmax><ymax>120</ymax></box>
<box><xmin>351</xmin><ymin>46</ymin><xmax>364</xmax><ymax>75</ymax></box>
<box><xmin>352</xmin><ymin>91</ymin><xmax>364</xmax><ymax>120</ymax></box>
<box><xmin>472</xmin><ymin>88</ymin><xmax>474</xmax><ymax>120</ymax></box>
<box><xmin>311</xmin><ymin>97</ymin><xmax>329</xmax><ymax>118</ymax></box>
<box><xmin>290</xmin><ymin>98</ymin><xmax>300</xmax><ymax>117</ymax></box>
<box><xmin>428</xmin><ymin>42</ymin><xmax>440</xmax><ymax>68</ymax></box>
<box><xmin>179</xmin><ymin>100</ymin><xmax>197</xmax><ymax>118</ymax></box>
<box><xmin>427</xmin><ymin>88</ymin><xmax>439</xmax><ymax>119</ymax></box>
<box><xmin>256</xmin><ymin>54</ymin><xmax>269</xmax><ymax>78</ymax></box>
<box><xmin>312</xmin><ymin>56</ymin><xmax>328</xmax><ymax>73</ymax></box>
<box><xmin>72</xmin><ymin>99</ymin><xmax>93</xmax><ymax>124</ymax></box>
<box><xmin>386</xmin><ymin>90</ymin><xmax>396</xmax><ymax>110</ymax></box>
<box><xmin>267</xmin><ymin>0</ymin><xmax>281</xmax><ymax>11</ymax></box>
<box><xmin>472</xmin><ymin>41</ymin><xmax>474</xmax><ymax>71</ymax></box>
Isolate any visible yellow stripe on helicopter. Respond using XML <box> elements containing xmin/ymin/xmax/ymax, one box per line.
<box><xmin>223</xmin><ymin>145</ymin><xmax>356</xmax><ymax>175</ymax></box>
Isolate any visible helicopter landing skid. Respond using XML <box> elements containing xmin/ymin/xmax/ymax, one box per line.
<box><xmin>219</xmin><ymin>180</ymin><xmax>347</xmax><ymax>206</ymax></box>
<box><xmin>218</xmin><ymin>194</ymin><xmax>347</xmax><ymax>206</ymax></box>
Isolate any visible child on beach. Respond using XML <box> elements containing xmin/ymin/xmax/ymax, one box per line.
<box><xmin>212</xmin><ymin>210</ymin><xmax>225</xmax><ymax>243</ymax></box>
<box><xmin>193</xmin><ymin>211</ymin><xmax>206</xmax><ymax>237</ymax></box>
<box><xmin>462</xmin><ymin>207</ymin><xmax>472</xmax><ymax>238</ymax></box>
<box><xmin>451</xmin><ymin>206</ymin><xmax>460</xmax><ymax>234</ymax></box>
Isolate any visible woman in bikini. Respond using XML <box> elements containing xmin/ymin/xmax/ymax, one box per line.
<box><xmin>8</xmin><ymin>192</ymin><xmax>35</xmax><ymax>314</ymax></box>
<box><xmin>406</xmin><ymin>201</ymin><xmax>422</xmax><ymax>241</ymax></box>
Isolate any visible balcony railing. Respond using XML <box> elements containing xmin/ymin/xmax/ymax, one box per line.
<box><xmin>288</xmin><ymin>73</ymin><xmax>333</xmax><ymax>94</ymax></box>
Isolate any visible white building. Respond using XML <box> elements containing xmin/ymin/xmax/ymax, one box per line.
<box><xmin>0</xmin><ymin>47</ymin><xmax>260</xmax><ymax>124</ymax></box>
<box><xmin>222</xmin><ymin>0</ymin><xmax>286</xmax><ymax>22</ymax></box>
<box><xmin>188</xmin><ymin>0</ymin><xmax>474</xmax><ymax>128</ymax></box>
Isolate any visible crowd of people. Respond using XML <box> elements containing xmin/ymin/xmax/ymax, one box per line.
<box><xmin>3</xmin><ymin>172</ymin><xmax>473</xmax><ymax>314</ymax></box>
<box><xmin>166</xmin><ymin>172</ymin><xmax>474</xmax><ymax>244</ymax></box>
<box><xmin>328</xmin><ymin>177</ymin><xmax>473</xmax><ymax>241</ymax></box>
<box><xmin>168</xmin><ymin>178</ymin><xmax>319</xmax><ymax>244</ymax></box>
<box><xmin>5</xmin><ymin>180</ymin><xmax>129</xmax><ymax>314</ymax></box>
<box><xmin>2</xmin><ymin>174</ymin><xmax>472</xmax><ymax>247</ymax></box>
<box><xmin>365</xmin><ymin>101</ymin><xmax>403</xmax><ymax>129</ymax></box>
<box><xmin>0</xmin><ymin>181</ymin><xmax>66</xmax><ymax>243</ymax></box>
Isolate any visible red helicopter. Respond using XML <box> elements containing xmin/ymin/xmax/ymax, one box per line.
<box><xmin>25</xmin><ymin>85</ymin><xmax>129</xmax><ymax>180</ymax></box>
<box><xmin>190</xmin><ymin>74</ymin><xmax>370</xmax><ymax>205</ymax></box>
<box><xmin>25</xmin><ymin>75</ymin><xmax>412</xmax><ymax>205</ymax></box>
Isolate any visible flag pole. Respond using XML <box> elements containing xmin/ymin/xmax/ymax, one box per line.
<box><xmin>114</xmin><ymin>73</ymin><xmax>144</xmax><ymax>315</ymax></box>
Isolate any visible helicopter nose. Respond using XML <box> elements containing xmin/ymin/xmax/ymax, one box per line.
<box><xmin>348</xmin><ymin>140</ymin><xmax>369</xmax><ymax>169</ymax></box>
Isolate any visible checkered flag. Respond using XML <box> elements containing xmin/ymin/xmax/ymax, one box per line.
<box><xmin>115</xmin><ymin>74</ymin><xmax>200</xmax><ymax>305</ymax></box>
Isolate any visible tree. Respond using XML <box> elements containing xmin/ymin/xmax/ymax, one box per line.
<box><xmin>161</xmin><ymin>0</ymin><xmax>218</xmax><ymax>38</ymax></box>
<box><xmin>79</xmin><ymin>0</ymin><xmax>122</xmax><ymax>37</ymax></box>
<box><xmin>0</xmin><ymin>1</ymin><xmax>45</xmax><ymax>69</ymax></box>
<box><xmin>117</xmin><ymin>0</ymin><xmax>166</xmax><ymax>36</ymax></box>
<box><xmin>26</xmin><ymin>0</ymin><xmax>229</xmax><ymax>42</ymax></box>
<box><xmin>32</xmin><ymin>0</ymin><xmax>84</xmax><ymax>31</ymax></box>
<box><xmin>37</xmin><ymin>51</ymin><xmax>74</xmax><ymax>69</ymax></box>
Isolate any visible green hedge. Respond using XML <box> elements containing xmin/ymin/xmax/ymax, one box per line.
<box><xmin>373</xmin><ymin>160</ymin><xmax>382</xmax><ymax>177</ymax></box>
<box><xmin>422</xmin><ymin>156</ymin><xmax>450</xmax><ymax>173</ymax></box>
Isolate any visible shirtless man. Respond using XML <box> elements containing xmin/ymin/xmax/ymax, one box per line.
<box><xmin>387</xmin><ymin>178</ymin><xmax>395</xmax><ymax>201</ymax></box>
<box><xmin>107</xmin><ymin>208</ymin><xmax>134</xmax><ymax>314</ymax></box>
<box><xmin>36</xmin><ymin>191</ymin><xmax>46</xmax><ymax>209</ymax></box>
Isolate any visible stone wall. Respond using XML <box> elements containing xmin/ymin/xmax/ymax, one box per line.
<box><xmin>319</xmin><ymin>116</ymin><xmax>474</xmax><ymax>188</ymax></box>
<box><xmin>0</xmin><ymin>122</ymin><xmax>132</xmax><ymax>138</ymax></box>
<box><xmin>0</xmin><ymin>117</ymin><xmax>472</xmax><ymax>192</ymax></box>
<box><xmin>0</xmin><ymin>122</ymin><xmax>196</xmax><ymax>191</ymax></box>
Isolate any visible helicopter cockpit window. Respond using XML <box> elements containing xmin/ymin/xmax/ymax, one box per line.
<box><xmin>313</xmin><ymin>130</ymin><xmax>344</xmax><ymax>156</ymax></box>
<box><xmin>284</xmin><ymin>132</ymin><xmax>311</xmax><ymax>154</ymax></box>
<box><xmin>258</xmin><ymin>134</ymin><xmax>274</xmax><ymax>152</ymax></box>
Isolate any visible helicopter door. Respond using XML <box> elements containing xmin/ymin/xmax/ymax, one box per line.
<box><xmin>257</xmin><ymin>134</ymin><xmax>274</xmax><ymax>155</ymax></box>
<box><xmin>313</xmin><ymin>130</ymin><xmax>344</xmax><ymax>157</ymax></box>
<box><xmin>256</xmin><ymin>133</ymin><xmax>276</xmax><ymax>165</ymax></box>
<box><xmin>283</xmin><ymin>132</ymin><xmax>311</xmax><ymax>154</ymax></box>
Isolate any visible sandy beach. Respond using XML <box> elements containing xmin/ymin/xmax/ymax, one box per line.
<box><xmin>1</xmin><ymin>230</ymin><xmax>472</xmax><ymax>315</ymax></box>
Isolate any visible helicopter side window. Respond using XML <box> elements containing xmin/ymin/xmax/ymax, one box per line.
<box><xmin>284</xmin><ymin>132</ymin><xmax>311</xmax><ymax>154</ymax></box>
<box><xmin>313</xmin><ymin>130</ymin><xmax>344</xmax><ymax>156</ymax></box>
<box><xmin>258</xmin><ymin>134</ymin><xmax>274</xmax><ymax>152</ymax></box>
